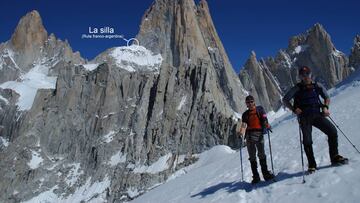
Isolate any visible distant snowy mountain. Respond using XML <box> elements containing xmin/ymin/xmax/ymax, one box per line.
<box><xmin>130</xmin><ymin>76</ymin><xmax>360</xmax><ymax>203</ymax></box>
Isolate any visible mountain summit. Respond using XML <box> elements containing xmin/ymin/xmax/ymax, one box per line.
<box><xmin>0</xmin><ymin>1</ymin><xmax>247</xmax><ymax>202</ymax></box>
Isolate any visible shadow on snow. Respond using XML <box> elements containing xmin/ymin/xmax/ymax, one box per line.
<box><xmin>190</xmin><ymin>170</ymin><xmax>306</xmax><ymax>198</ymax></box>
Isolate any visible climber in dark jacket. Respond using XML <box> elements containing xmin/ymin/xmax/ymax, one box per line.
<box><xmin>238</xmin><ymin>95</ymin><xmax>274</xmax><ymax>184</ymax></box>
<box><xmin>282</xmin><ymin>66</ymin><xmax>348</xmax><ymax>173</ymax></box>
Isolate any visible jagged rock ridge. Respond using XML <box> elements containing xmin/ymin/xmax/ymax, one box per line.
<box><xmin>239</xmin><ymin>23</ymin><xmax>353</xmax><ymax>112</ymax></box>
<box><xmin>0</xmin><ymin>1</ymin><xmax>247</xmax><ymax>202</ymax></box>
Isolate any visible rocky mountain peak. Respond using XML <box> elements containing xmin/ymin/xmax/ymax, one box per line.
<box><xmin>239</xmin><ymin>52</ymin><xmax>282</xmax><ymax>111</ymax></box>
<box><xmin>349</xmin><ymin>35</ymin><xmax>360</xmax><ymax>70</ymax></box>
<box><xmin>137</xmin><ymin>0</ymin><xmax>209</xmax><ymax>67</ymax></box>
<box><xmin>306</xmin><ymin>23</ymin><xmax>334</xmax><ymax>53</ymax></box>
<box><xmin>10</xmin><ymin>10</ymin><xmax>47</xmax><ymax>52</ymax></box>
<box><xmin>250</xmin><ymin>50</ymin><xmax>257</xmax><ymax>59</ymax></box>
<box><xmin>198</xmin><ymin>0</ymin><xmax>209</xmax><ymax>9</ymax></box>
<box><xmin>244</xmin><ymin>51</ymin><xmax>258</xmax><ymax>69</ymax></box>
<box><xmin>137</xmin><ymin>0</ymin><xmax>246</xmax><ymax>112</ymax></box>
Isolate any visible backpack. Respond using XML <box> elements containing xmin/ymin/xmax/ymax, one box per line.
<box><xmin>293</xmin><ymin>82</ymin><xmax>323</xmax><ymax>113</ymax></box>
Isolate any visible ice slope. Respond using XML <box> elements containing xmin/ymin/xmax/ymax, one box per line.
<box><xmin>131</xmin><ymin>80</ymin><xmax>360</xmax><ymax>203</ymax></box>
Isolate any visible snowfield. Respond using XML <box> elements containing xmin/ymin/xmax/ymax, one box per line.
<box><xmin>131</xmin><ymin>80</ymin><xmax>360</xmax><ymax>203</ymax></box>
<box><xmin>110</xmin><ymin>45</ymin><xmax>163</xmax><ymax>72</ymax></box>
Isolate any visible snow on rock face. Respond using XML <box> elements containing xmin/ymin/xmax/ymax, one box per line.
<box><xmin>0</xmin><ymin>136</ymin><xmax>10</xmax><ymax>147</ymax></box>
<box><xmin>177</xmin><ymin>96</ymin><xmax>187</xmax><ymax>110</ymax></box>
<box><xmin>22</xmin><ymin>186</ymin><xmax>59</xmax><ymax>203</ymax></box>
<box><xmin>65</xmin><ymin>163</ymin><xmax>84</xmax><ymax>187</ymax></box>
<box><xmin>102</xmin><ymin>130</ymin><xmax>116</xmax><ymax>143</ymax></box>
<box><xmin>0</xmin><ymin>62</ymin><xmax>56</xmax><ymax>111</ymax></box>
<box><xmin>333</xmin><ymin>49</ymin><xmax>344</xmax><ymax>58</ymax></box>
<box><xmin>0</xmin><ymin>95</ymin><xmax>9</xmax><ymax>105</ymax></box>
<box><xmin>110</xmin><ymin>45</ymin><xmax>163</xmax><ymax>72</ymax></box>
<box><xmin>131</xmin><ymin>153</ymin><xmax>173</xmax><ymax>174</ymax></box>
<box><xmin>23</xmin><ymin>177</ymin><xmax>110</xmax><ymax>203</ymax></box>
<box><xmin>294</xmin><ymin>45</ymin><xmax>309</xmax><ymax>54</ymax></box>
<box><xmin>82</xmin><ymin>63</ymin><xmax>99</xmax><ymax>71</ymax></box>
<box><xmin>27</xmin><ymin>150</ymin><xmax>43</xmax><ymax>169</ymax></box>
<box><xmin>109</xmin><ymin>151</ymin><xmax>127</xmax><ymax>167</ymax></box>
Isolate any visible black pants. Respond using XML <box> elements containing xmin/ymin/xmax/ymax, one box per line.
<box><xmin>299</xmin><ymin>113</ymin><xmax>339</xmax><ymax>167</ymax></box>
<box><xmin>246</xmin><ymin>131</ymin><xmax>266</xmax><ymax>162</ymax></box>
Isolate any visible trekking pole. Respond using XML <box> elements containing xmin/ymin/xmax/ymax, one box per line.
<box><xmin>239</xmin><ymin>137</ymin><xmax>244</xmax><ymax>181</ymax></box>
<box><xmin>267</xmin><ymin>131</ymin><xmax>275</xmax><ymax>175</ymax></box>
<box><xmin>298</xmin><ymin>117</ymin><xmax>306</xmax><ymax>183</ymax></box>
<box><xmin>328</xmin><ymin>116</ymin><xmax>360</xmax><ymax>154</ymax></box>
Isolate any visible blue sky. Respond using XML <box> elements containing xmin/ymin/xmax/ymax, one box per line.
<box><xmin>1</xmin><ymin>0</ymin><xmax>359</xmax><ymax>72</ymax></box>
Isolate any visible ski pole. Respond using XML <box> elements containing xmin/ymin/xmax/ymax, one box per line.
<box><xmin>298</xmin><ymin>117</ymin><xmax>306</xmax><ymax>183</ymax></box>
<box><xmin>328</xmin><ymin>116</ymin><xmax>360</xmax><ymax>154</ymax></box>
<box><xmin>239</xmin><ymin>137</ymin><xmax>244</xmax><ymax>181</ymax></box>
<box><xmin>267</xmin><ymin>131</ymin><xmax>275</xmax><ymax>175</ymax></box>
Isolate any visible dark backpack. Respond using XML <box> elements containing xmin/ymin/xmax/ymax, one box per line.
<box><xmin>293</xmin><ymin>82</ymin><xmax>323</xmax><ymax>113</ymax></box>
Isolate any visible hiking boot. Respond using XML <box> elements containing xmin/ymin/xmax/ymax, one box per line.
<box><xmin>259</xmin><ymin>159</ymin><xmax>274</xmax><ymax>181</ymax></box>
<box><xmin>262</xmin><ymin>170</ymin><xmax>275</xmax><ymax>181</ymax></box>
<box><xmin>250</xmin><ymin>161</ymin><xmax>260</xmax><ymax>184</ymax></box>
<box><xmin>251</xmin><ymin>175</ymin><xmax>261</xmax><ymax>184</ymax></box>
<box><xmin>307</xmin><ymin>167</ymin><xmax>316</xmax><ymax>174</ymax></box>
<box><xmin>331</xmin><ymin>155</ymin><xmax>348</xmax><ymax>166</ymax></box>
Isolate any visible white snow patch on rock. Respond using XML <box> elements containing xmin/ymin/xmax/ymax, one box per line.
<box><xmin>133</xmin><ymin>153</ymin><xmax>173</xmax><ymax>174</ymax></box>
<box><xmin>65</xmin><ymin>163</ymin><xmax>84</xmax><ymax>187</ymax></box>
<box><xmin>110</xmin><ymin>45</ymin><xmax>163</xmax><ymax>72</ymax></box>
<box><xmin>0</xmin><ymin>136</ymin><xmax>10</xmax><ymax>147</ymax></box>
<box><xmin>0</xmin><ymin>94</ymin><xmax>9</xmax><ymax>105</ymax></box>
<box><xmin>102</xmin><ymin>130</ymin><xmax>116</xmax><ymax>143</ymax></box>
<box><xmin>333</xmin><ymin>49</ymin><xmax>344</xmax><ymax>57</ymax></box>
<box><xmin>23</xmin><ymin>177</ymin><xmax>111</xmax><ymax>203</ymax></box>
<box><xmin>22</xmin><ymin>185</ymin><xmax>59</xmax><ymax>203</ymax></box>
<box><xmin>294</xmin><ymin>45</ymin><xmax>309</xmax><ymax>54</ymax></box>
<box><xmin>109</xmin><ymin>151</ymin><xmax>127</xmax><ymax>166</ymax></box>
<box><xmin>0</xmin><ymin>63</ymin><xmax>57</xmax><ymax>111</ymax></box>
<box><xmin>82</xmin><ymin>63</ymin><xmax>99</xmax><ymax>71</ymax></box>
<box><xmin>27</xmin><ymin>150</ymin><xmax>43</xmax><ymax>170</ymax></box>
<box><xmin>65</xmin><ymin>176</ymin><xmax>110</xmax><ymax>202</ymax></box>
<box><xmin>177</xmin><ymin>96</ymin><xmax>187</xmax><ymax>110</ymax></box>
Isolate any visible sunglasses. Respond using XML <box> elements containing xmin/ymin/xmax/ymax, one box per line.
<box><xmin>246</xmin><ymin>100</ymin><xmax>254</xmax><ymax>104</ymax></box>
<box><xmin>300</xmin><ymin>72</ymin><xmax>311</xmax><ymax>78</ymax></box>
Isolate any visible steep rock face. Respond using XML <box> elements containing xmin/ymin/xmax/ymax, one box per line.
<box><xmin>273</xmin><ymin>24</ymin><xmax>351</xmax><ymax>88</ymax></box>
<box><xmin>265</xmin><ymin>51</ymin><xmax>298</xmax><ymax>93</ymax></box>
<box><xmin>291</xmin><ymin>24</ymin><xmax>350</xmax><ymax>88</ymax></box>
<box><xmin>137</xmin><ymin>0</ymin><xmax>246</xmax><ymax>112</ymax></box>
<box><xmin>0</xmin><ymin>10</ymin><xmax>84</xmax><ymax>141</ymax></box>
<box><xmin>9</xmin><ymin>10</ymin><xmax>48</xmax><ymax>71</ymax></box>
<box><xmin>0</xmin><ymin>1</ymin><xmax>247</xmax><ymax>202</ymax></box>
<box><xmin>349</xmin><ymin>35</ymin><xmax>360</xmax><ymax>70</ymax></box>
<box><xmin>239</xmin><ymin>52</ymin><xmax>282</xmax><ymax>111</ymax></box>
<box><xmin>265</xmin><ymin>23</ymin><xmax>351</xmax><ymax>92</ymax></box>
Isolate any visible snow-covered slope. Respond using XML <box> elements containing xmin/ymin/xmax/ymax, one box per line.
<box><xmin>131</xmin><ymin>79</ymin><xmax>360</xmax><ymax>203</ymax></box>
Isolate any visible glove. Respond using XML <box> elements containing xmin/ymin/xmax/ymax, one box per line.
<box><xmin>266</xmin><ymin>123</ymin><xmax>273</xmax><ymax>133</ymax></box>
<box><xmin>238</xmin><ymin>132</ymin><xmax>245</xmax><ymax>143</ymax></box>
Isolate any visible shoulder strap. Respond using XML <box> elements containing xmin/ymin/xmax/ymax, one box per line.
<box><xmin>255</xmin><ymin>106</ymin><xmax>266</xmax><ymax>122</ymax></box>
<box><xmin>256</xmin><ymin>106</ymin><xmax>268</xmax><ymax>132</ymax></box>
<box><xmin>243</xmin><ymin>110</ymin><xmax>250</xmax><ymax>123</ymax></box>
<box><xmin>313</xmin><ymin>82</ymin><xmax>324</xmax><ymax>106</ymax></box>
